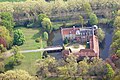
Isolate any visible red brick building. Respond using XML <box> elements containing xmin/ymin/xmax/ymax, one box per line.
<box><xmin>61</xmin><ymin>26</ymin><xmax>98</xmax><ymax>43</ymax></box>
<box><xmin>61</xmin><ymin>26</ymin><xmax>99</xmax><ymax>59</ymax></box>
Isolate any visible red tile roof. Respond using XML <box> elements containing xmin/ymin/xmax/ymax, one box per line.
<box><xmin>73</xmin><ymin>49</ymin><xmax>97</xmax><ymax>57</ymax></box>
<box><xmin>61</xmin><ymin>28</ymin><xmax>79</xmax><ymax>35</ymax></box>
<box><xmin>61</xmin><ymin>27</ymin><xmax>99</xmax><ymax>58</ymax></box>
<box><xmin>89</xmin><ymin>35</ymin><xmax>99</xmax><ymax>57</ymax></box>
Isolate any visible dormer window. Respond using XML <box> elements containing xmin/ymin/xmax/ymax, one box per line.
<box><xmin>76</xmin><ymin>30</ymin><xmax>80</xmax><ymax>35</ymax></box>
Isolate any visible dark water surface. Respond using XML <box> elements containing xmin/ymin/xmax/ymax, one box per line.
<box><xmin>100</xmin><ymin>28</ymin><xmax>113</xmax><ymax>59</ymax></box>
<box><xmin>48</xmin><ymin>30</ymin><xmax>63</xmax><ymax>59</ymax></box>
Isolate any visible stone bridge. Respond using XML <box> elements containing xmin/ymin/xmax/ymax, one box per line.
<box><xmin>20</xmin><ymin>46</ymin><xmax>63</xmax><ymax>53</ymax></box>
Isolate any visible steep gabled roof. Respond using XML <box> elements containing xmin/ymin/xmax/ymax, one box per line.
<box><xmin>61</xmin><ymin>28</ymin><xmax>79</xmax><ymax>35</ymax></box>
<box><xmin>74</xmin><ymin>49</ymin><xmax>97</xmax><ymax>57</ymax></box>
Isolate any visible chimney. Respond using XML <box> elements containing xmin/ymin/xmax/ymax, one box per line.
<box><xmin>73</xmin><ymin>26</ymin><xmax>75</xmax><ymax>30</ymax></box>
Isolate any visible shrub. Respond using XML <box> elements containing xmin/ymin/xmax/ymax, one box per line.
<box><xmin>43</xmin><ymin>32</ymin><xmax>48</xmax><ymax>41</ymax></box>
<box><xmin>13</xmin><ymin>29</ymin><xmax>25</xmax><ymax>46</ymax></box>
<box><xmin>0</xmin><ymin>44</ymin><xmax>7</xmax><ymax>53</ymax></box>
<box><xmin>96</xmin><ymin>28</ymin><xmax>105</xmax><ymax>43</ymax></box>
<box><xmin>27</xmin><ymin>23</ymin><xmax>34</xmax><ymax>28</ymax></box>
<box><xmin>35</xmin><ymin>38</ymin><xmax>40</xmax><ymax>43</ymax></box>
<box><xmin>64</xmin><ymin>38</ymin><xmax>69</xmax><ymax>44</ymax></box>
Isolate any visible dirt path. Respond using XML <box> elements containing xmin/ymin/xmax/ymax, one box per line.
<box><xmin>2</xmin><ymin>51</ymin><xmax>14</xmax><ymax>58</ymax></box>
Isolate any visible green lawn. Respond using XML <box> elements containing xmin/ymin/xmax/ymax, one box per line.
<box><xmin>15</xmin><ymin>27</ymin><xmax>47</xmax><ymax>50</ymax></box>
<box><xmin>4</xmin><ymin>27</ymin><xmax>47</xmax><ymax>75</ymax></box>
<box><xmin>13</xmin><ymin>52</ymin><xmax>41</xmax><ymax>75</ymax></box>
<box><xmin>4</xmin><ymin>52</ymin><xmax>42</xmax><ymax>75</ymax></box>
<box><xmin>52</xmin><ymin>20</ymin><xmax>81</xmax><ymax>30</ymax></box>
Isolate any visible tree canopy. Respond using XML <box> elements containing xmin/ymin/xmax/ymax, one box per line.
<box><xmin>114</xmin><ymin>16</ymin><xmax>120</xmax><ymax>29</ymax></box>
<box><xmin>79</xmin><ymin>15</ymin><xmax>84</xmax><ymax>28</ymax></box>
<box><xmin>38</xmin><ymin>14</ymin><xmax>48</xmax><ymax>23</ymax></box>
<box><xmin>0</xmin><ymin>26</ymin><xmax>12</xmax><ymax>48</ymax></box>
<box><xmin>89</xmin><ymin>13</ymin><xmax>98</xmax><ymax>25</ymax></box>
<box><xmin>0</xmin><ymin>69</ymin><xmax>38</xmax><ymax>80</ymax></box>
<box><xmin>13</xmin><ymin>29</ymin><xmax>25</xmax><ymax>46</ymax></box>
<box><xmin>36</xmin><ymin>55</ymin><xmax>114</xmax><ymax>80</ymax></box>
<box><xmin>96</xmin><ymin>28</ymin><xmax>105</xmax><ymax>43</ymax></box>
<box><xmin>0</xmin><ymin>12</ymin><xmax>15</xmax><ymax>34</ymax></box>
<box><xmin>41</xmin><ymin>18</ymin><xmax>52</xmax><ymax>33</ymax></box>
<box><xmin>111</xmin><ymin>30</ymin><xmax>120</xmax><ymax>53</ymax></box>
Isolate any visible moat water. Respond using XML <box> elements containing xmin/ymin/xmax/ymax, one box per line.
<box><xmin>100</xmin><ymin>27</ymin><xmax>113</xmax><ymax>59</ymax></box>
<box><xmin>47</xmin><ymin>30</ymin><xmax>63</xmax><ymax>60</ymax></box>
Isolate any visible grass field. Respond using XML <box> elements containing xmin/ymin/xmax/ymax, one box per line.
<box><xmin>13</xmin><ymin>52</ymin><xmax>41</xmax><ymax>75</ymax></box>
<box><xmin>5</xmin><ymin>52</ymin><xmax>42</xmax><ymax>75</ymax></box>
<box><xmin>52</xmin><ymin>20</ymin><xmax>81</xmax><ymax>30</ymax></box>
<box><xmin>13</xmin><ymin>27</ymin><xmax>44</xmax><ymax>74</ymax></box>
<box><xmin>4</xmin><ymin>27</ymin><xmax>46</xmax><ymax>75</ymax></box>
<box><xmin>15</xmin><ymin>27</ymin><xmax>47</xmax><ymax>50</ymax></box>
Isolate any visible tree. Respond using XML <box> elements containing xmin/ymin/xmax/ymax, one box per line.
<box><xmin>111</xmin><ymin>30</ymin><xmax>120</xmax><ymax>53</ymax></box>
<box><xmin>0</xmin><ymin>54</ymin><xmax>5</xmax><ymax>73</ymax></box>
<box><xmin>105</xmin><ymin>63</ymin><xmax>115</xmax><ymax>79</ymax></box>
<box><xmin>43</xmin><ymin>31</ymin><xmax>48</xmax><ymax>41</ymax></box>
<box><xmin>38</xmin><ymin>14</ymin><xmax>48</xmax><ymax>26</ymax></box>
<box><xmin>0</xmin><ymin>26</ymin><xmax>12</xmax><ymax>49</ymax></box>
<box><xmin>58</xmin><ymin>54</ymin><xmax>78</xmax><ymax>79</ymax></box>
<box><xmin>0</xmin><ymin>12</ymin><xmax>15</xmax><ymax>34</ymax></box>
<box><xmin>89</xmin><ymin>13</ymin><xmax>98</xmax><ymax>25</ymax></box>
<box><xmin>38</xmin><ymin>14</ymin><xmax>48</xmax><ymax>25</ymax></box>
<box><xmin>0</xmin><ymin>44</ymin><xmax>7</xmax><ymax>53</ymax></box>
<box><xmin>41</xmin><ymin>18</ymin><xmax>52</xmax><ymax>33</ymax></box>
<box><xmin>113</xmin><ymin>30</ymin><xmax>120</xmax><ymax>41</ymax></box>
<box><xmin>96</xmin><ymin>28</ymin><xmax>105</xmax><ymax>43</ymax></box>
<box><xmin>114</xmin><ymin>75</ymin><xmax>120</xmax><ymax>80</ymax></box>
<box><xmin>116</xmin><ymin>50</ymin><xmax>120</xmax><ymax>58</ymax></box>
<box><xmin>111</xmin><ymin>39</ymin><xmax>120</xmax><ymax>53</ymax></box>
<box><xmin>89</xmin><ymin>58</ymin><xmax>115</xmax><ymax>80</ymax></box>
<box><xmin>36</xmin><ymin>55</ymin><xmax>57</xmax><ymax>79</ymax></box>
<box><xmin>0</xmin><ymin>69</ymin><xmax>38</xmax><ymax>80</ymax></box>
<box><xmin>10</xmin><ymin>45</ymin><xmax>24</xmax><ymax>66</ymax></box>
<box><xmin>117</xmin><ymin>10</ymin><xmax>120</xmax><ymax>16</ymax></box>
<box><xmin>13</xmin><ymin>29</ymin><xmax>25</xmax><ymax>46</ymax></box>
<box><xmin>114</xmin><ymin>16</ymin><xmax>120</xmax><ymax>29</ymax></box>
<box><xmin>79</xmin><ymin>15</ymin><xmax>84</xmax><ymax>28</ymax></box>
<box><xmin>77</xmin><ymin>61</ymin><xmax>89</xmax><ymax>76</ymax></box>
<box><xmin>83</xmin><ymin>2</ymin><xmax>92</xmax><ymax>16</ymax></box>
<box><xmin>0</xmin><ymin>61</ymin><xmax>4</xmax><ymax>73</ymax></box>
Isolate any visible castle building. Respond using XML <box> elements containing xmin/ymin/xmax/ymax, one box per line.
<box><xmin>61</xmin><ymin>25</ymin><xmax>99</xmax><ymax>59</ymax></box>
<box><xmin>61</xmin><ymin>25</ymin><xmax>98</xmax><ymax>43</ymax></box>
